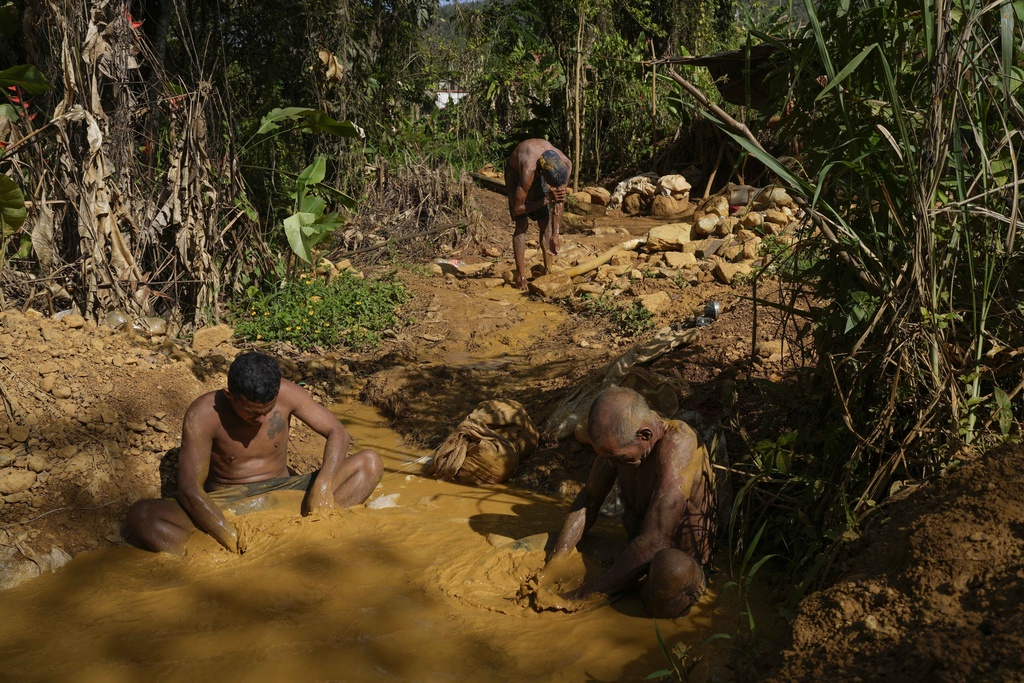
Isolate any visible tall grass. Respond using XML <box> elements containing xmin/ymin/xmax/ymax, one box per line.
<box><xmin>693</xmin><ymin>0</ymin><xmax>1023</xmax><ymax>601</ymax></box>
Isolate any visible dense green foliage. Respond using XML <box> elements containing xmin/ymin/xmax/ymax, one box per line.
<box><xmin>580</xmin><ymin>293</ymin><xmax>656</xmax><ymax>336</ymax></box>
<box><xmin>232</xmin><ymin>271</ymin><xmax>409</xmax><ymax>350</ymax></box>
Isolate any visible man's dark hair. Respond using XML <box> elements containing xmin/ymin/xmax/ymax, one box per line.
<box><xmin>227</xmin><ymin>352</ymin><xmax>281</xmax><ymax>403</ymax></box>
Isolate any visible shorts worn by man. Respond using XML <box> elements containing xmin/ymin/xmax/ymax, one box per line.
<box><xmin>504</xmin><ymin>139</ymin><xmax>572</xmax><ymax>290</ymax></box>
<box><xmin>126</xmin><ymin>352</ymin><xmax>383</xmax><ymax>555</ymax></box>
<box><xmin>546</xmin><ymin>386</ymin><xmax>717</xmax><ymax>617</ymax></box>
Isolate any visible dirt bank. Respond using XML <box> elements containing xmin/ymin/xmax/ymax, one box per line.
<box><xmin>762</xmin><ymin>443</ymin><xmax>1024</xmax><ymax>682</ymax></box>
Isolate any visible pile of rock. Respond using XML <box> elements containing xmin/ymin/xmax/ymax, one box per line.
<box><xmin>602</xmin><ymin>173</ymin><xmax>695</xmax><ymax>217</ymax></box>
<box><xmin>526</xmin><ymin>183</ymin><xmax>806</xmax><ymax>301</ymax></box>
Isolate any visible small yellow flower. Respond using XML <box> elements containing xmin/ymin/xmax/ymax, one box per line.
<box><xmin>296</xmin><ymin>326</ymin><xmax>302</xmax><ymax>331</ymax></box>
<box><xmin>286</xmin><ymin>327</ymin><xmax>292</xmax><ymax>331</ymax></box>
<box><xmin>264</xmin><ymin>312</ymin><xmax>269</xmax><ymax>316</ymax></box>
<box><xmin>356</xmin><ymin>301</ymin><xmax>362</xmax><ymax>306</ymax></box>
<box><xmin>256</xmin><ymin>334</ymin><xmax>262</xmax><ymax>339</ymax></box>
<box><xmin>325</xmin><ymin>323</ymin><xmax>330</xmax><ymax>327</ymax></box>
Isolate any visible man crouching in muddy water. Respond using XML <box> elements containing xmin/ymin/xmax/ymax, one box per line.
<box><xmin>545</xmin><ymin>386</ymin><xmax>716</xmax><ymax>617</ymax></box>
<box><xmin>126</xmin><ymin>352</ymin><xmax>383</xmax><ymax>555</ymax></box>
<box><xmin>505</xmin><ymin>138</ymin><xmax>572</xmax><ymax>290</ymax></box>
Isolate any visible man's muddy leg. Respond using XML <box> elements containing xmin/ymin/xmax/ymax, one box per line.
<box><xmin>538</xmin><ymin>214</ymin><xmax>553</xmax><ymax>275</ymax></box>
<box><xmin>641</xmin><ymin>548</ymin><xmax>705</xmax><ymax>618</ymax></box>
<box><xmin>512</xmin><ymin>218</ymin><xmax>530</xmax><ymax>289</ymax></box>
<box><xmin>328</xmin><ymin>449</ymin><xmax>384</xmax><ymax>507</ymax></box>
<box><xmin>125</xmin><ymin>498</ymin><xmax>196</xmax><ymax>555</ymax></box>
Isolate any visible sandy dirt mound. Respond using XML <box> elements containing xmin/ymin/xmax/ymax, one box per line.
<box><xmin>763</xmin><ymin>443</ymin><xmax>1024</xmax><ymax>682</ymax></box>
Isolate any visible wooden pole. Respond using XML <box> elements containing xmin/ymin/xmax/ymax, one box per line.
<box><xmin>573</xmin><ymin>8</ymin><xmax>584</xmax><ymax>191</ymax></box>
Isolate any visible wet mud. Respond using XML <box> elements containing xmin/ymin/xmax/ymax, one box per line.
<box><xmin>0</xmin><ymin>403</ymin><xmax>742</xmax><ymax>682</ymax></box>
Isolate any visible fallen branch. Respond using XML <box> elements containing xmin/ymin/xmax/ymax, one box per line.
<box><xmin>564</xmin><ymin>238</ymin><xmax>646</xmax><ymax>278</ymax></box>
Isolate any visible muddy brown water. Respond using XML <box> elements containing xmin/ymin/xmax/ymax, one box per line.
<box><xmin>0</xmin><ymin>402</ymin><xmax>748</xmax><ymax>682</ymax></box>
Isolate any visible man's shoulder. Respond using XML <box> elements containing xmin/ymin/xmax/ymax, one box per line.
<box><xmin>657</xmin><ymin>422</ymin><xmax>705</xmax><ymax>462</ymax></box>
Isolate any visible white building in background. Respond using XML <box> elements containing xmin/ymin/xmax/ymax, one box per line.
<box><xmin>435</xmin><ymin>81</ymin><xmax>468</xmax><ymax>109</ymax></box>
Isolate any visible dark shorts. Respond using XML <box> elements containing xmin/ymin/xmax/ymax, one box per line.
<box><xmin>504</xmin><ymin>163</ymin><xmax>551</xmax><ymax>222</ymax></box>
<box><xmin>205</xmin><ymin>471</ymin><xmax>317</xmax><ymax>505</ymax></box>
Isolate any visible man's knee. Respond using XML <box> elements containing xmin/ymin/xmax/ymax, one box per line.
<box><xmin>642</xmin><ymin>548</ymin><xmax>705</xmax><ymax>618</ymax></box>
<box><xmin>353</xmin><ymin>449</ymin><xmax>383</xmax><ymax>484</ymax></box>
<box><xmin>125</xmin><ymin>499</ymin><xmax>158</xmax><ymax>535</ymax></box>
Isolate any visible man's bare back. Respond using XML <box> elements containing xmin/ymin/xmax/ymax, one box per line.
<box><xmin>504</xmin><ymin>139</ymin><xmax>572</xmax><ymax>290</ymax></box>
<box><xmin>126</xmin><ymin>353</ymin><xmax>383</xmax><ymax>555</ymax></box>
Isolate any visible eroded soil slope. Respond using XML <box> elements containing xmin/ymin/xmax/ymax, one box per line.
<box><xmin>764</xmin><ymin>443</ymin><xmax>1024</xmax><ymax>682</ymax></box>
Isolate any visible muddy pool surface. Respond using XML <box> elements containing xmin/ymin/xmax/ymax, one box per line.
<box><xmin>0</xmin><ymin>403</ymin><xmax>746</xmax><ymax>682</ymax></box>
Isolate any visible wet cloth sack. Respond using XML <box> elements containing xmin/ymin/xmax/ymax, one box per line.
<box><xmin>430</xmin><ymin>400</ymin><xmax>539</xmax><ymax>485</ymax></box>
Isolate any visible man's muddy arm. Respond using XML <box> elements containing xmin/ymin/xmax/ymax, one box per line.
<box><xmin>577</xmin><ymin>445</ymin><xmax>692</xmax><ymax>598</ymax></box>
<box><xmin>509</xmin><ymin>170</ymin><xmax>550</xmax><ymax>217</ymax></box>
<box><xmin>177</xmin><ymin>410</ymin><xmax>238</xmax><ymax>552</ymax></box>
<box><xmin>549</xmin><ymin>457</ymin><xmax>616</xmax><ymax>560</ymax></box>
<box><xmin>287</xmin><ymin>381</ymin><xmax>351</xmax><ymax>514</ymax></box>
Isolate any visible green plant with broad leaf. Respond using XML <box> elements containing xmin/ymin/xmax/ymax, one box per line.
<box><xmin>249</xmin><ymin>107</ymin><xmax>363</xmax><ymax>264</ymax></box>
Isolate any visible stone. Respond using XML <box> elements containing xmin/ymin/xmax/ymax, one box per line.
<box><xmin>645</xmin><ymin>223</ymin><xmax>693</xmax><ymax>251</ymax></box>
<box><xmin>39</xmin><ymin>376</ymin><xmax>55</xmax><ymax>392</ymax></box>
<box><xmin>715</xmin><ymin>217</ymin><xmax>738</xmax><ymax>237</ymax></box>
<box><xmin>609</xmin><ymin>252</ymin><xmax>635</xmax><ymax>267</ymax></box>
<box><xmin>111</xmin><ymin>354</ymin><xmax>125</xmax><ymax>367</ymax></box>
<box><xmin>9</xmin><ymin>426</ymin><xmax>28</xmax><ymax>443</ymax></box>
<box><xmin>0</xmin><ymin>468</ymin><xmax>36</xmax><ymax>495</ymax></box>
<box><xmin>756</xmin><ymin>339</ymin><xmax>789</xmax><ymax>357</ymax></box>
<box><xmin>694</xmin><ymin>215</ymin><xmax>720</xmax><ymax>237</ymax></box>
<box><xmin>0</xmin><ymin>450</ymin><xmax>14</xmax><ymax>468</ymax></box>
<box><xmin>527</xmin><ymin>272</ymin><xmax>574</xmax><ymax>299</ymax></box>
<box><xmin>694</xmin><ymin>238</ymin><xmax>727</xmax><ymax>258</ymax></box>
<box><xmin>736</xmin><ymin>228</ymin><xmax>758</xmax><ymax>241</ymax></box>
<box><xmin>663</xmin><ymin>251</ymin><xmax>697</xmax><ymax>268</ymax></box>
<box><xmin>658</xmin><ymin>174</ymin><xmax>691</xmax><ymax>195</ymax></box>
<box><xmin>741</xmin><ymin>237</ymin><xmax>762</xmax><ymax>261</ymax></box>
<box><xmin>764</xmin><ymin>209</ymin><xmax>789</xmax><ymax>227</ymax></box>
<box><xmin>741</xmin><ymin>212</ymin><xmax>764</xmax><ymax>229</ymax></box>
<box><xmin>576</xmin><ymin>283</ymin><xmax>605</xmax><ymax>295</ymax></box>
<box><xmin>753</xmin><ymin>186</ymin><xmax>793</xmax><ymax>209</ymax></box>
<box><xmin>61</xmin><ymin>314</ymin><xmax>85</xmax><ymax>329</ymax></box>
<box><xmin>568</xmin><ymin>201</ymin><xmax>607</xmax><ymax>217</ymax></box>
<box><xmin>27</xmin><ymin>455</ymin><xmax>47</xmax><ymax>473</ymax></box>
<box><xmin>142</xmin><ymin>317</ymin><xmax>167</xmax><ymax>336</ymax></box>
<box><xmin>622</xmin><ymin>193</ymin><xmax>646</xmax><ymax>215</ymax></box>
<box><xmin>127</xmin><ymin>422</ymin><xmax>149</xmax><ymax>434</ymax></box>
<box><xmin>650</xmin><ymin>195</ymin><xmax>686</xmax><ymax>217</ymax></box>
<box><xmin>51</xmin><ymin>386</ymin><xmax>72</xmax><ymax>399</ymax></box>
<box><xmin>569</xmin><ymin>191</ymin><xmax>592</xmax><ymax>204</ymax></box>
<box><xmin>720</xmin><ymin>241</ymin><xmax>743</xmax><ymax>262</ymax></box>
<box><xmin>588</xmin><ymin>226</ymin><xmax>619</xmax><ymax>236</ymax></box>
<box><xmin>191</xmin><ymin>325</ymin><xmax>234</xmax><ymax>353</ymax></box>
<box><xmin>629</xmin><ymin>269</ymin><xmax>644</xmax><ymax>280</ymax></box>
<box><xmin>700</xmin><ymin>195</ymin><xmax>730</xmax><ymax>218</ymax></box>
<box><xmin>638</xmin><ymin>291</ymin><xmax>672</xmax><ymax>315</ymax></box>
<box><xmin>36</xmin><ymin>361</ymin><xmax>58</xmax><ymax>376</ymax></box>
<box><xmin>582</xmin><ymin>186</ymin><xmax>611</xmax><ymax>206</ymax></box>
<box><xmin>712</xmin><ymin>261</ymin><xmax>754</xmax><ymax>285</ymax></box>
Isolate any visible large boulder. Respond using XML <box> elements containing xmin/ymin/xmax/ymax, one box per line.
<box><xmin>622</xmin><ymin>193</ymin><xmax>647</xmax><ymax>215</ymax></box>
<box><xmin>658</xmin><ymin>174</ymin><xmax>692</xmax><ymax>198</ymax></box>
<box><xmin>712</xmin><ymin>261</ymin><xmax>754</xmax><ymax>284</ymax></box>
<box><xmin>650</xmin><ymin>195</ymin><xmax>688</xmax><ymax>217</ymax></box>
<box><xmin>191</xmin><ymin>325</ymin><xmax>234</xmax><ymax>353</ymax></box>
<box><xmin>753</xmin><ymin>186</ymin><xmax>794</xmax><ymax>209</ymax></box>
<box><xmin>694</xmin><ymin>215</ymin><xmax>721</xmax><ymax>237</ymax></box>
<box><xmin>646</xmin><ymin>223</ymin><xmax>693</xmax><ymax>251</ymax></box>
<box><xmin>638</xmin><ymin>291</ymin><xmax>672</xmax><ymax>315</ymax></box>
<box><xmin>528</xmin><ymin>272</ymin><xmax>574</xmax><ymax>299</ymax></box>
<box><xmin>700</xmin><ymin>195</ymin><xmax>730</xmax><ymax>218</ymax></box>
<box><xmin>582</xmin><ymin>186</ymin><xmax>611</xmax><ymax>206</ymax></box>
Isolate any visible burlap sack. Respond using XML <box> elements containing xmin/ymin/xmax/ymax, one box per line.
<box><xmin>430</xmin><ymin>400</ymin><xmax>539</xmax><ymax>485</ymax></box>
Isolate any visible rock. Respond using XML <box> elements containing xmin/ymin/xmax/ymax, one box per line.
<box><xmin>715</xmin><ymin>217</ymin><xmax>738</xmax><ymax>237</ymax></box>
<box><xmin>51</xmin><ymin>386</ymin><xmax>72</xmax><ymax>399</ymax></box>
<box><xmin>528</xmin><ymin>272</ymin><xmax>574</xmax><ymax>299</ymax></box>
<box><xmin>142</xmin><ymin>317</ymin><xmax>167</xmax><ymax>336</ymax></box>
<box><xmin>638</xmin><ymin>291</ymin><xmax>672</xmax><ymax>315</ymax></box>
<box><xmin>40</xmin><ymin>376</ymin><xmax>55</xmax><ymax>392</ymax></box>
<box><xmin>576</xmin><ymin>283</ymin><xmax>605</xmax><ymax>295</ymax></box>
<box><xmin>663</xmin><ymin>251</ymin><xmax>697</xmax><ymax>268</ymax></box>
<box><xmin>36</xmin><ymin>361</ymin><xmax>59</xmax><ymax>376</ymax></box>
<box><xmin>582</xmin><ymin>186</ymin><xmax>611</xmax><ymax>206</ymax></box>
<box><xmin>741</xmin><ymin>211</ymin><xmax>764</xmax><ymax>229</ymax></box>
<box><xmin>0</xmin><ymin>468</ymin><xmax>36</xmax><ymax>495</ymax></box>
<box><xmin>713</xmin><ymin>261</ymin><xmax>754</xmax><ymax>284</ymax></box>
<box><xmin>622</xmin><ymin>193</ymin><xmax>646</xmax><ymax>215</ymax></box>
<box><xmin>0</xmin><ymin>450</ymin><xmax>14</xmax><ymax>468</ymax></box>
<box><xmin>764</xmin><ymin>209</ymin><xmax>789</xmax><ymax>227</ymax></box>
<box><xmin>609</xmin><ymin>252</ymin><xmax>635</xmax><ymax>267</ymax></box>
<box><xmin>27</xmin><ymin>455</ymin><xmax>48</xmax><ymax>473</ymax></box>
<box><xmin>756</xmin><ymin>340</ymin><xmax>789</xmax><ymax>357</ymax></box>
<box><xmin>645</xmin><ymin>223</ymin><xmax>693</xmax><ymax>252</ymax></box>
<box><xmin>629</xmin><ymin>269</ymin><xmax>644</xmax><ymax>280</ymax></box>
<box><xmin>694</xmin><ymin>238</ymin><xmax>727</xmax><ymax>258</ymax></box>
<box><xmin>428</xmin><ymin>263</ymin><xmax>444</xmax><ymax>275</ymax></box>
<box><xmin>111</xmin><ymin>354</ymin><xmax>125</xmax><ymax>367</ymax></box>
<box><xmin>127</xmin><ymin>422</ymin><xmax>149</xmax><ymax>434</ymax></box>
<box><xmin>650</xmin><ymin>195</ymin><xmax>687</xmax><ymax>217</ymax></box>
<box><xmin>694</xmin><ymin>215</ymin><xmax>720</xmax><ymax>237</ymax></box>
<box><xmin>596</xmin><ymin>264</ymin><xmax>632</xmax><ymax>281</ymax></box>
<box><xmin>700</xmin><ymin>195</ymin><xmax>730</xmax><ymax>218</ymax></box>
<box><xmin>191</xmin><ymin>324</ymin><xmax>234</xmax><ymax>353</ymax></box>
<box><xmin>588</xmin><ymin>226</ymin><xmax>620</xmax><ymax>236</ymax></box>
<box><xmin>658</xmin><ymin>174</ymin><xmax>691</xmax><ymax>195</ymax></box>
<box><xmin>569</xmin><ymin>191</ymin><xmax>592</xmax><ymax>204</ymax></box>
<box><xmin>741</xmin><ymin>237</ymin><xmax>762</xmax><ymax>261</ymax></box>
<box><xmin>720</xmin><ymin>240</ymin><xmax>743</xmax><ymax>262</ymax></box>
<box><xmin>9</xmin><ymin>426</ymin><xmax>29</xmax><ymax>443</ymax></box>
<box><xmin>61</xmin><ymin>314</ymin><xmax>85</xmax><ymax>329</ymax></box>
<box><xmin>568</xmin><ymin>200</ymin><xmax>607</xmax><ymax>217</ymax></box>
<box><xmin>753</xmin><ymin>186</ymin><xmax>793</xmax><ymax>209</ymax></box>
<box><xmin>725</xmin><ymin>183</ymin><xmax>759</xmax><ymax>206</ymax></box>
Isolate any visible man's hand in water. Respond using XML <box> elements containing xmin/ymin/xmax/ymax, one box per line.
<box><xmin>305</xmin><ymin>485</ymin><xmax>336</xmax><ymax>516</ymax></box>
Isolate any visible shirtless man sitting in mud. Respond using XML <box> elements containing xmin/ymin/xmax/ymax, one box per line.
<box><xmin>126</xmin><ymin>352</ymin><xmax>383</xmax><ymax>555</ymax></box>
<box><xmin>545</xmin><ymin>386</ymin><xmax>716</xmax><ymax>617</ymax></box>
<box><xmin>504</xmin><ymin>138</ymin><xmax>572</xmax><ymax>290</ymax></box>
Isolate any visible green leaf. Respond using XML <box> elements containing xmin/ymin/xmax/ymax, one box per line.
<box><xmin>233</xmin><ymin>193</ymin><xmax>258</xmax><ymax>221</ymax></box>
<box><xmin>284</xmin><ymin>213</ymin><xmax>313</xmax><ymax>263</ymax></box>
<box><xmin>994</xmin><ymin>386</ymin><xmax>1013</xmax><ymax>436</ymax></box>
<box><xmin>257</xmin><ymin>107</ymin><xmax>315</xmax><ymax>135</ymax></box>
<box><xmin>299</xmin><ymin>195</ymin><xmax>327</xmax><ymax>219</ymax></box>
<box><xmin>0</xmin><ymin>173</ymin><xmax>27</xmax><ymax>236</ymax></box>
<box><xmin>257</xmin><ymin>107</ymin><xmax>363</xmax><ymax>138</ymax></box>
<box><xmin>0</xmin><ymin>64</ymin><xmax>51</xmax><ymax>94</ymax></box>
<box><xmin>816</xmin><ymin>44</ymin><xmax>877</xmax><ymax>103</ymax></box>
<box><xmin>0</xmin><ymin>103</ymin><xmax>17</xmax><ymax>121</ymax></box>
